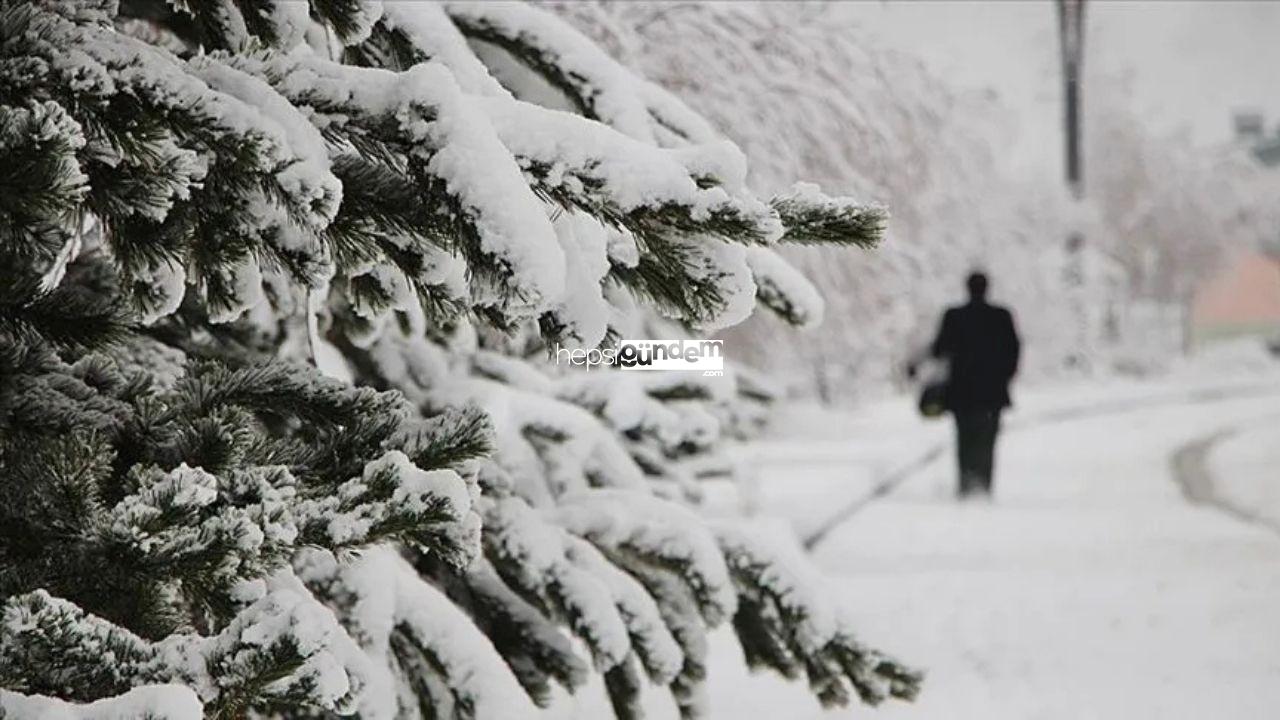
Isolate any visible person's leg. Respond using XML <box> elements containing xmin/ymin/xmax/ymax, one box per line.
<box><xmin>954</xmin><ymin>411</ymin><xmax>978</xmax><ymax>497</ymax></box>
<box><xmin>976</xmin><ymin>409</ymin><xmax>1001</xmax><ymax>494</ymax></box>
<box><xmin>983</xmin><ymin>409</ymin><xmax>1003</xmax><ymax>491</ymax></box>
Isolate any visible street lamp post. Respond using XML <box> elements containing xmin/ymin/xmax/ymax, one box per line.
<box><xmin>1058</xmin><ymin>0</ymin><xmax>1086</xmax><ymax>199</ymax></box>
<box><xmin>1057</xmin><ymin>0</ymin><xmax>1090</xmax><ymax>369</ymax></box>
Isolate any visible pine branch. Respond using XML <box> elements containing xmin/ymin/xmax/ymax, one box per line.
<box><xmin>172</xmin><ymin>361</ymin><xmax>411</xmax><ymax>430</ymax></box>
<box><xmin>771</xmin><ymin>183</ymin><xmax>887</xmax><ymax>248</ymax></box>
<box><xmin>446</xmin><ymin>11</ymin><xmax>595</xmax><ymax>118</ymax></box>
<box><xmin>0</xmin><ymin>101</ymin><xmax>87</xmax><ymax>264</ymax></box>
<box><xmin>417</xmin><ymin>553</ymin><xmax>592</xmax><ymax>707</ymax></box>
<box><xmin>0</xmin><ymin>274</ymin><xmax>129</xmax><ymax>353</ymax></box>
<box><xmin>390</xmin><ymin>405</ymin><xmax>494</xmax><ymax>471</ymax></box>
<box><xmin>716</xmin><ymin>524</ymin><xmax>924</xmax><ymax>709</ymax></box>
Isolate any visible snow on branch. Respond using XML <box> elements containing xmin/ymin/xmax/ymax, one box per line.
<box><xmin>0</xmin><ymin>588</ymin><xmax>358</xmax><ymax>716</ymax></box>
<box><xmin>552</xmin><ymin>368</ymin><xmax>734</xmax><ymax>499</ymax></box>
<box><xmin>309</xmin><ymin>0</ymin><xmax>386</xmax><ymax>47</ymax></box>
<box><xmin>222</xmin><ymin>48</ymin><xmax>567</xmax><ymax>322</ymax></box>
<box><xmin>100</xmin><ymin>463</ymin><xmax>298</xmax><ymax>599</ymax></box>
<box><xmin>555</xmin><ymin>369</ymin><xmax>732</xmax><ymax>447</ymax></box>
<box><xmin>296</xmin><ymin>546</ymin><xmax>537</xmax><ymax>718</ymax></box>
<box><xmin>3</xmin><ymin>2</ymin><xmax>334</xmax><ymax>321</ymax></box>
<box><xmin>541</xmin><ymin>211</ymin><xmax>613</xmax><ymax>349</ymax></box>
<box><xmin>294</xmin><ymin>450</ymin><xmax>480</xmax><ymax>564</ymax></box>
<box><xmin>427</xmin><ymin>555</ymin><xmax>592</xmax><ymax>706</ymax></box>
<box><xmin>478</xmin><ymin>95</ymin><xmax>770</xmax><ymax>329</ymax></box>
<box><xmin>162</xmin><ymin>0</ymin><xmax>312</xmax><ymax>51</ymax></box>
<box><xmin>771</xmin><ymin>182</ymin><xmax>887</xmax><ymax>248</ymax></box>
<box><xmin>359</xmin><ymin>2</ymin><xmax>511</xmax><ymax>97</ymax></box>
<box><xmin>554</xmin><ymin>489</ymin><xmax>737</xmax><ymax>627</ymax></box>
<box><xmin>477</xmin><ymin>96</ymin><xmax>779</xmax><ymax>245</ymax></box>
<box><xmin>715</xmin><ymin>524</ymin><xmax>923</xmax><ymax>708</ymax></box>
<box><xmin>564</xmin><ymin>535</ymin><xmax>684</xmax><ymax>685</ymax></box>
<box><xmin>480</xmin><ymin>495</ymin><xmax>634</xmax><ymax>672</ymax></box>
<box><xmin>436</xmin><ymin>2</ymin><xmax>881</xmax><ymax>329</ymax></box>
<box><xmin>438</xmin><ymin>376</ymin><xmax>646</xmax><ymax>503</ymax></box>
<box><xmin>0</xmin><ymin>685</ymin><xmax>203</xmax><ymax>720</ymax></box>
<box><xmin>746</xmin><ymin>247</ymin><xmax>827</xmax><ymax>328</ymax></box>
<box><xmin>444</xmin><ymin>0</ymin><xmax>720</xmax><ymax>146</ymax></box>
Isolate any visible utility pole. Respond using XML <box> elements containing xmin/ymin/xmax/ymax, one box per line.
<box><xmin>1058</xmin><ymin>0</ymin><xmax>1086</xmax><ymax>199</ymax></box>
<box><xmin>1057</xmin><ymin>0</ymin><xmax>1090</xmax><ymax>368</ymax></box>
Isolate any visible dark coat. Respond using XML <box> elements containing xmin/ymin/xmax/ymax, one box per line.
<box><xmin>930</xmin><ymin>301</ymin><xmax>1020</xmax><ymax>410</ymax></box>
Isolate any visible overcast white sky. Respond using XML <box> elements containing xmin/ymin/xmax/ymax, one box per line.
<box><xmin>841</xmin><ymin>0</ymin><xmax>1280</xmax><ymax>176</ymax></box>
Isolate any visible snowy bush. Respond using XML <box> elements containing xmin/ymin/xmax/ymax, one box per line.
<box><xmin>0</xmin><ymin>1</ymin><xmax>919</xmax><ymax>718</ymax></box>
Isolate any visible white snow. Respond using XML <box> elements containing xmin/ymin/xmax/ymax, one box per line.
<box><xmin>266</xmin><ymin>1</ymin><xmax>311</xmax><ymax>51</ymax></box>
<box><xmin>436</xmin><ymin>376</ymin><xmax>647</xmax><ymax>502</ymax></box>
<box><xmin>379</xmin><ymin>2</ymin><xmax>511</xmax><ymax>98</ymax></box>
<box><xmin>445</xmin><ymin>1</ymin><xmax>722</xmax><ymax>148</ymax></box>
<box><xmin>187</xmin><ymin>54</ymin><xmax>342</xmax><ymax>229</ymax></box>
<box><xmin>1209</xmin><ymin>422</ymin><xmax>1280</xmax><ymax>529</ymax></box>
<box><xmin>565</xmin><ymin>535</ymin><xmax>685</xmax><ymax>684</ymax></box>
<box><xmin>681</xmin><ymin>237</ymin><xmax>755</xmax><ymax>330</ymax></box>
<box><xmin>309</xmin><ymin>545</ymin><xmax>538</xmax><ymax>718</ymax></box>
<box><xmin>547</xmin><ymin>211</ymin><xmax>612</xmax><ymax>349</ymax></box>
<box><xmin>375</xmin><ymin>450</ymin><xmax>472</xmax><ymax>520</ymax></box>
<box><xmin>109</xmin><ymin>464</ymin><xmax>219</xmax><ymax>549</ymax></box>
<box><xmin>401</xmin><ymin>65</ymin><xmax>567</xmax><ymax>317</ymax></box>
<box><xmin>669</xmin><ymin>141</ymin><xmax>750</xmax><ymax>194</ymax></box>
<box><xmin>554</xmin><ymin>489</ymin><xmax>737</xmax><ymax>625</ymax></box>
<box><xmin>297</xmin><ymin>450</ymin><xmax>476</xmax><ymax>551</ymax></box>
<box><xmin>483</xmin><ymin>495</ymin><xmax>634</xmax><ymax>670</ymax></box>
<box><xmin>744</xmin><ymin>247</ymin><xmax>825</xmax><ymax>328</ymax></box>
<box><xmin>714</xmin><ymin>522</ymin><xmax>840</xmax><ymax>655</ymax></box>
<box><xmin>553</xmin><ymin>371</ymin><xmax>731</xmax><ymax>454</ymax></box>
<box><xmin>133</xmin><ymin>258</ymin><xmax>187</xmax><ymax>326</ymax></box>
<box><xmin>218</xmin><ymin>587</ymin><xmax>352</xmax><ymax>706</ymax></box>
<box><xmin>444</xmin><ymin>1</ymin><xmax>664</xmax><ymax>144</ymax></box>
<box><xmin>0</xmin><ymin>685</ymin><xmax>203</xmax><ymax>720</ymax></box>
<box><xmin>321</xmin><ymin>0</ymin><xmax>384</xmax><ymax>46</ymax></box>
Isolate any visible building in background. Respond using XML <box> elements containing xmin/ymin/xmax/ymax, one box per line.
<box><xmin>1190</xmin><ymin>113</ymin><xmax>1280</xmax><ymax>347</ymax></box>
<box><xmin>1234</xmin><ymin>110</ymin><xmax>1280</xmax><ymax>167</ymax></box>
<box><xmin>1192</xmin><ymin>252</ymin><xmax>1280</xmax><ymax>344</ymax></box>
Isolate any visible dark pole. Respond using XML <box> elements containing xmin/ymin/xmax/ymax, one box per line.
<box><xmin>1057</xmin><ymin>0</ymin><xmax>1089</xmax><ymax>367</ymax></box>
<box><xmin>1058</xmin><ymin>0</ymin><xmax>1086</xmax><ymax>199</ymax></box>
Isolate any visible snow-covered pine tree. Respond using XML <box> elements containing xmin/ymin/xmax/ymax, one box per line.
<box><xmin>0</xmin><ymin>2</ymin><xmax>920</xmax><ymax>718</ymax></box>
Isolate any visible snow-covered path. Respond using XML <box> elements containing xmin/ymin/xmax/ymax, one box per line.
<box><xmin>707</xmin><ymin>381</ymin><xmax>1280</xmax><ymax>719</ymax></box>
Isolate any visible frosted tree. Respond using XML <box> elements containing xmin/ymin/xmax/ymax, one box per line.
<box><xmin>1087</xmin><ymin>78</ymin><xmax>1278</xmax><ymax>303</ymax></box>
<box><xmin>0</xmin><ymin>1</ymin><xmax>919</xmax><ymax>718</ymax></box>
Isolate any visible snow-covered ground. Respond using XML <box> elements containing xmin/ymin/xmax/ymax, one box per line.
<box><xmin>738</xmin><ymin>340</ymin><xmax>1280</xmax><ymax>543</ymax></box>
<box><xmin>704</xmin><ymin>340</ymin><xmax>1280</xmax><ymax>719</ymax></box>
<box><xmin>1210</xmin><ymin>423</ymin><xmax>1280</xmax><ymax>530</ymax></box>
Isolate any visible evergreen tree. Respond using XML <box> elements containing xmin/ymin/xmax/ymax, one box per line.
<box><xmin>0</xmin><ymin>2</ymin><xmax>920</xmax><ymax>718</ymax></box>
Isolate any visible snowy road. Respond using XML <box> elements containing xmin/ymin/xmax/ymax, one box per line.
<box><xmin>706</xmin><ymin>383</ymin><xmax>1280</xmax><ymax>719</ymax></box>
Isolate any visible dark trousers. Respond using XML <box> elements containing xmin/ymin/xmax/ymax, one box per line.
<box><xmin>954</xmin><ymin>408</ymin><xmax>1001</xmax><ymax>496</ymax></box>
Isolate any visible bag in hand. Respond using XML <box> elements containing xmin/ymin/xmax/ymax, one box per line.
<box><xmin>918</xmin><ymin>380</ymin><xmax>947</xmax><ymax>418</ymax></box>
<box><xmin>911</xmin><ymin>356</ymin><xmax>949</xmax><ymax>419</ymax></box>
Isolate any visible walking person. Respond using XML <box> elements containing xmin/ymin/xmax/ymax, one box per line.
<box><xmin>930</xmin><ymin>272</ymin><xmax>1020</xmax><ymax>498</ymax></box>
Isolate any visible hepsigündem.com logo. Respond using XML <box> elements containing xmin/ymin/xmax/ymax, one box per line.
<box><xmin>555</xmin><ymin>339</ymin><xmax>724</xmax><ymax>375</ymax></box>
